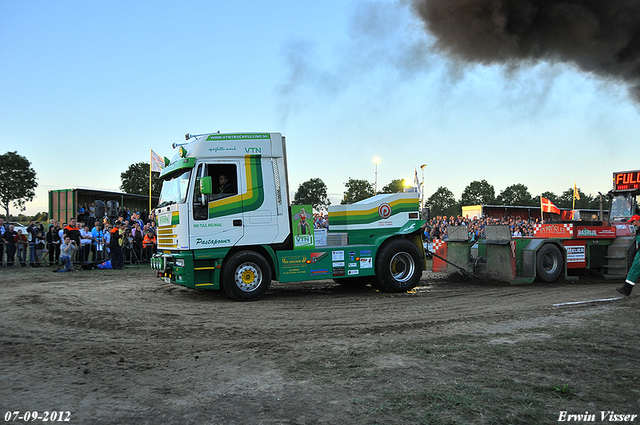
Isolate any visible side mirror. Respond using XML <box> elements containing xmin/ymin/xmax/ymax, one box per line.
<box><xmin>200</xmin><ymin>176</ymin><xmax>213</xmax><ymax>195</ymax></box>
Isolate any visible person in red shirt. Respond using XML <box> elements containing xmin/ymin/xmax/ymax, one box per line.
<box><xmin>142</xmin><ymin>230</ymin><xmax>156</xmax><ymax>262</ymax></box>
<box><xmin>14</xmin><ymin>229</ymin><xmax>28</xmax><ymax>267</ymax></box>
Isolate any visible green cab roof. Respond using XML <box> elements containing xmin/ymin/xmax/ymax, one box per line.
<box><xmin>159</xmin><ymin>157</ymin><xmax>197</xmax><ymax>179</ymax></box>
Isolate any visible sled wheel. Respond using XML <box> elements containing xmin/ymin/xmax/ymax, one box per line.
<box><xmin>536</xmin><ymin>244</ymin><xmax>563</xmax><ymax>282</ymax></box>
<box><xmin>374</xmin><ymin>238</ymin><xmax>422</xmax><ymax>292</ymax></box>
<box><xmin>222</xmin><ymin>251</ymin><xmax>272</xmax><ymax>301</ymax></box>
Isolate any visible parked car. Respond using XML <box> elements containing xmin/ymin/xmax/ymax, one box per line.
<box><xmin>7</xmin><ymin>222</ymin><xmax>29</xmax><ymax>240</ymax></box>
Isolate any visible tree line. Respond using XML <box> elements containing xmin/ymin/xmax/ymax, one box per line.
<box><xmin>120</xmin><ymin>161</ymin><xmax>604</xmax><ymax>217</ymax></box>
<box><xmin>0</xmin><ymin>152</ymin><xmax>605</xmax><ymax>223</ymax></box>
<box><xmin>292</xmin><ymin>177</ymin><xmax>409</xmax><ymax>210</ymax></box>
<box><xmin>426</xmin><ymin>179</ymin><xmax>602</xmax><ymax>217</ymax></box>
<box><xmin>293</xmin><ymin>177</ymin><xmax>603</xmax><ymax>216</ymax></box>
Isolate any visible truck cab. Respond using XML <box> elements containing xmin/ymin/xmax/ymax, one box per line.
<box><xmin>609</xmin><ymin>170</ymin><xmax>640</xmax><ymax>224</ymax></box>
<box><xmin>151</xmin><ymin>132</ymin><xmax>426</xmax><ymax>301</ymax></box>
<box><xmin>154</xmin><ymin>133</ymin><xmax>290</xmax><ymax>252</ymax></box>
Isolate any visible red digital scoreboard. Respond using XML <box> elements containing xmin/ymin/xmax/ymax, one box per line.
<box><xmin>614</xmin><ymin>170</ymin><xmax>640</xmax><ymax>191</ymax></box>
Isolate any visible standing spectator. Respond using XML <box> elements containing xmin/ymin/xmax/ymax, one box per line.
<box><xmin>58</xmin><ymin>222</ymin><xmax>66</xmax><ymax>246</ymax></box>
<box><xmin>35</xmin><ymin>230</ymin><xmax>48</xmax><ymax>265</ymax></box>
<box><xmin>55</xmin><ymin>236</ymin><xmax>77</xmax><ymax>273</ymax></box>
<box><xmin>47</xmin><ymin>225</ymin><xmax>61</xmax><ymax>266</ymax></box>
<box><xmin>142</xmin><ymin>230</ymin><xmax>157</xmax><ymax>262</ymax></box>
<box><xmin>4</xmin><ymin>224</ymin><xmax>17</xmax><ymax>268</ymax></box>
<box><xmin>102</xmin><ymin>223</ymin><xmax>111</xmax><ymax>260</ymax></box>
<box><xmin>63</xmin><ymin>218</ymin><xmax>81</xmax><ymax>246</ymax></box>
<box><xmin>617</xmin><ymin>214</ymin><xmax>640</xmax><ymax>296</ymax></box>
<box><xmin>109</xmin><ymin>221</ymin><xmax>125</xmax><ymax>270</ymax></box>
<box><xmin>0</xmin><ymin>218</ymin><xmax>6</xmax><ymax>267</ymax></box>
<box><xmin>132</xmin><ymin>222</ymin><xmax>143</xmax><ymax>262</ymax></box>
<box><xmin>80</xmin><ymin>225</ymin><xmax>93</xmax><ymax>263</ymax></box>
<box><xmin>15</xmin><ymin>229</ymin><xmax>28</xmax><ymax>267</ymax></box>
<box><xmin>26</xmin><ymin>221</ymin><xmax>38</xmax><ymax>267</ymax></box>
<box><xmin>77</xmin><ymin>203</ymin><xmax>85</xmax><ymax>223</ymax></box>
<box><xmin>91</xmin><ymin>221</ymin><xmax>104</xmax><ymax>263</ymax></box>
<box><xmin>132</xmin><ymin>212</ymin><xmax>143</xmax><ymax>228</ymax></box>
<box><xmin>88</xmin><ymin>202</ymin><xmax>96</xmax><ymax>226</ymax></box>
<box><xmin>122</xmin><ymin>206</ymin><xmax>131</xmax><ymax>221</ymax></box>
<box><xmin>63</xmin><ymin>218</ymin><xmax>81</xmax><ymax>264</ymax></box>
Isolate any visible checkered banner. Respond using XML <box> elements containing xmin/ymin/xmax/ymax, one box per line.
<box><xmin>533</xmin><ymin>223</ymin><xmax>573</xmax><ymax>238</ymax></box>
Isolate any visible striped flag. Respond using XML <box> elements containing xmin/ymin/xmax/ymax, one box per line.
<box><xmin>151</xmin><ymin>150</ymin><xmax>165</xmax><ymax>172</ymax></box>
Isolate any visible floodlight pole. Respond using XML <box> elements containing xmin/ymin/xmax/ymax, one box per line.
<box><xmin>373</xmin><ymin>157</ymin><xmax>381</xmax><ymax>193</ymax></box>
<box><xmin>420</xmin><ymin>164</ymin><xmax>427</xmax><ymax>210</ymax></box>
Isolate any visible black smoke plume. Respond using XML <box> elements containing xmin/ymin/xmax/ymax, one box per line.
<box><xmin>412</xmin><ymin>0</ymin><xmax>640</xmax><ymax>100</ymax></box>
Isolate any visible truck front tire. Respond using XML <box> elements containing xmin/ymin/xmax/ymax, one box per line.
<box><xmin>222</xmin><ymin>251</ymin><xmax>272</xmax><ymax>301</ymax></box>
<box><xmin>373</xmin><ymin>238</ymin><xmax>423</xmax><ymax>292</ymax></box>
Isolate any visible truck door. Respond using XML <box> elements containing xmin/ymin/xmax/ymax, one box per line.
<box><xmin>190</xmin><ymin>161</ymin><xmax>244</xmax><ymax>249</ymax></box>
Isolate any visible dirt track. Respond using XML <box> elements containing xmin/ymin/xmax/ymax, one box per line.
<box><xmin>1</xmin><ymin>267</ymin><xmax>638</xmax><ymax>424</ymax></box>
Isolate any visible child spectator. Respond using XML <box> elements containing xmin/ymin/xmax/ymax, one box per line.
<box><xmin>35</xmin><ymin>230</ymin><xmax>48</xmax><ymax>266</ymax></box>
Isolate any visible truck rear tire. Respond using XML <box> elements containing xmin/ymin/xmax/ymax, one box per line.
<box><xmin>373</xmin><ymin>238</ymin><xmax>423</xmax><ymax>292</ymax></box>
<box><xmin>222</xmin><ymin>251</ymin><xmax>272</xmax><ymax>301</ymax></box>
<box><xmin>536</xmin><ymin>244</ymin><xmax>563</xmax><ymax>282</ymax></box>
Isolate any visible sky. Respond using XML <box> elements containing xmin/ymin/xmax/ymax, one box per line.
<box><xmin>1</xmin><ymin>0</ymin><xmax>639</xmax><ymax>216</ymax></box>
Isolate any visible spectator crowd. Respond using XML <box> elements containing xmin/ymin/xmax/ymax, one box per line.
<box><xmin>420</xmin><ymin>215</ymin><xmax>540</xmax><ymax>243</ymax></box>
<box><xmin>311</xmin><ymin>211</ymin><xmax>541</xmax><ymax>242</ymax></box>
<box><xmin>1</xmin><ymin>208</ymin><xmax>547</xmax><ymax>269</ymax></box>
<box><xmin>313</xmin><ymin>213</ymin><xmax>328</xmax><ymax>229</ymax></box>
<box><xmin>0</xmin><ymin>206</ymin><xmax>158</xmax><ymax>271</ymax></box>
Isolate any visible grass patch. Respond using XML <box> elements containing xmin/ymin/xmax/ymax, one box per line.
<box><xmin>287</xmin><ymin>347</ymin><xmax>378</xmax><ymax>383</ymax></box>
<box><xmin>282</xmin><ymin>307</ymin><xmax>639</xmax><ymax>424</ymax></box>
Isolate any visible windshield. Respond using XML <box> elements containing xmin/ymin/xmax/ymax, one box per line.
<box><xmin>610</xmin><ymin>193</ymin><xmax>638</xmax><ymax>222</ymax></box>
<box><xmin>158</xmin><ymin>170</ymin><xmax>191</xmax><ymax>207</ymax></box>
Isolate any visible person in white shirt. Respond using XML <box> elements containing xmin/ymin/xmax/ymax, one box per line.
<box><xmin>80</xmin><ymin>225</ymin><xmax>93</xmax><ymax>263</ymax></box>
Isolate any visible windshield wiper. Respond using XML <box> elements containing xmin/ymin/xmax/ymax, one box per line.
<box><xmin>156</xmin><ymin>200</ymin><xmax>177</xmax><ymax>208</ymax></box>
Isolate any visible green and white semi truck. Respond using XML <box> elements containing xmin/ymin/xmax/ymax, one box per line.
<box><xmin>150</xmin><ymin>132</ymin><xmax>426</xmax><ymax>301</ymax></box>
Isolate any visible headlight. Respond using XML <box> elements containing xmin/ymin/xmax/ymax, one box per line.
<box><xmin>174</xmin><ymin>258</ymin><xmax>185</xmax><ymax>267</ymax></box>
